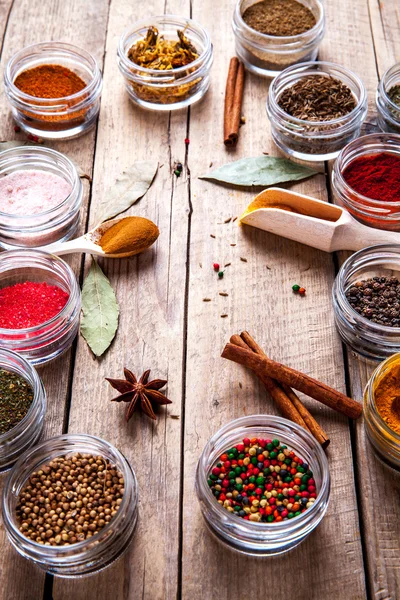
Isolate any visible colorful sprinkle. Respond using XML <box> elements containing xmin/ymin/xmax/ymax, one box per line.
<box><xmin>207</xmin><ymin>437</ymin><xmax>317</xmax><ymax>523</ymax></box>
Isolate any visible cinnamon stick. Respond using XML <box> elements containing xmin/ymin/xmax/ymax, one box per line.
<box><xmin>222</xmin><ymin>343</ymin><xmax>362</xmax><ymax>419</ymax></box>
<box><xmin>239</xmin><ymin>332</ymin><xmax>330</xmax><ymax>448</ymax></box>
<box><xmin>224</xmin><ymin>57</ymin><xmax>245</xmax><ymax>147</ymax></box>
<box><xmin>230</xmin><ymin>335</ymin><xmax>309</xmax><ymax>431</ymax></box>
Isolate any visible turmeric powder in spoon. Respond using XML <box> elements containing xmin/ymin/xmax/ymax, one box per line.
<box><xmin>98</xmin><ymin>216</ymin><xmax>159</xmax><ymax>257</ymax></box>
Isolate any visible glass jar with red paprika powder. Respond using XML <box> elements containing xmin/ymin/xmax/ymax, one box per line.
<box><xmin>332</xmin><ymin>133</ymin><xmax>400</xmax><ymax>231</ymax></box>
<box><xmin>0</xmin><ymin>249</ymin><xmax>81</xmax><ymax>365</ymax></box>
<box><xmin>4</xmin><ymin>42</ymin><xmax>102</xmax><ymax>140</ymax></box>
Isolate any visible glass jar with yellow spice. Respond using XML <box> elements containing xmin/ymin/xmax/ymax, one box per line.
<box><xmin>117</xmin><ymin>15</ymin><xmax>213</xmax><ymax>110</ymax></box>
<box><xmin>364</xmin><ymin>353</ymin><xmax>400</xmax><ymax>469</ymax></box>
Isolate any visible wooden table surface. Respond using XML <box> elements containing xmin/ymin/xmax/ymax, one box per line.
<box><xmin>0</xmin><ymin>0</ymin><xmax>399</xmax><ymax>598</ymax></box>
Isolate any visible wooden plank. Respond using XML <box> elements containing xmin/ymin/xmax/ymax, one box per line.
<box><xmin>0</xmin><ymin>1</ymin><xmax>109</xmax><ymax>598</ymax></box>
<box><xmin>180</xmin><ymin>1</ymin><xmax>366</xmax><ymax>599</ymax></box>
<box><xmin>327</xmin><ymin>1</ymin><xmax>400</xmax><ymax>598</ymax></box>
<box><xmin>53</xmin><ymin>0</ymin><xmax>189</xmax><ymax>598</ymax></box>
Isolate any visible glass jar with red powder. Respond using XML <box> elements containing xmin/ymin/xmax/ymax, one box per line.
<box><xmin>0</xmin><ymin>146</ymin><xmax>83</xmax><ymax>249</ymax></box>
<box><xmin>0</xmin><ymin>249</ymin><xmax>81</xmax><ymax>365</ymax></box>
<box><xmin>332</xmin><ymin>133</ymin><xmax>400</xmax><ymax>231</ymax></box>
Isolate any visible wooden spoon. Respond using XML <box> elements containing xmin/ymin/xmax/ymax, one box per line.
<box><xmin>39</xmin><ymin>216</ymin><xmax>156</xmax><ymax>258</ymax></box>
<box><xmin>239</xmin><ymin>187</ymin><xmax>400</xmax><ymax>252</ymax></box>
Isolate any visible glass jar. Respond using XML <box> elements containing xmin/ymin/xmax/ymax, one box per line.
<box><xmin>4</xmin><ymin>42</ymin><xmax>103</xmax><ymax>140</ymax></box>
<box><xmin>266</xmin><ymin>61</ymin><xmax>368</xmax><ymax>161</ymax></box>
<box><xmin>195</xmin><ymin>414</ymin><xmax>330</xmax><ymax>556</ymax></box>
<box><xmin>0</xmin><ymin>348</ymin><xmax>46</xmax><ymax>472</ymax></box>
<box><xmin>376</xmin><ymin>63</ymin><xmax>400</xmax><ymax>133</ymax></box>
<box><xmin>0</xmin><ymin>249</ymin><xmax>81</xmax><ymax>365</ymax></box>
<box><xmin>332</xmin><ymin>133</ymin><xmax>400</xmax><ymax>231</ymax></box>
<box><xmin>2</xmin><ymin>433</ymin><xmax>138</xmax><ymax>577</ymax></box>
<box><xmin>232</xmin><ymin>0</ymin><xmax>324</xmax><ymax>77</ymax></box>
<box><xmin>332</xmin><ymin>244</ymin><xmax>400</xmax><ymax>361</ymax></box>
<box><xmin>0</xmin><ymin>146</ymin><xmax>83</xmax><ymax>249</ymax></box>
<box><xmin>364</xmin><ymin>353</ymin><xmax>400</xmax><ymax>469</ymax></box>
<box><xmin>117</xmin><ymin>15</ymin><xmax>213</xmax><ymax>111</ymax></box>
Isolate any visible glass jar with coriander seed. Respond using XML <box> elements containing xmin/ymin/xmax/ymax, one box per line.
<box><xmin>195</xmin><ymin>415</ymin><xmax>330</xmax><ymax>556</ymax></box>
<box><xmin>232</xmin><ymin>0</ymin><xmax>324</xmax><ymax>77</ymax></box>
<box><xmin>266</xmin><ymin>61</ymin><xmax>368</xmax><ymax>161</ymax></box>
<box><xmin>0</xmin><ymin>349</ymin><xmax>46</xmax><ymax>472</ymax></box>
<box><xmin>2</xmin><ymin>434</ymin><xmax>138</xmax><ymax>577</ymax></box>
<box><xmin>4</xmin><ymin>42</ymin><xmax>103</xmax><ymax>140</ymax></box>
<box><xmin>376</xmin><ymin>63</ymin><xmax>400</xmax><ymax>134</ymax></box>
<box><xmin>117</xmin><ymin>15</ymin><xmax>213</xmax><ymax>110</ymax></box>
<box><xmin>364</xmin><ymin>353</ymin><xmax>400</xmax><ymax>470</ymax></box>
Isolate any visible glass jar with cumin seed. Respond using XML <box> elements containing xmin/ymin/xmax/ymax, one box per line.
<box><xmin>4</xmin><ymin>42</ymin><xmax>103</xmax><ymax>140</ymax></box>
<box><xmin>232</xmin><ymin>0</ymin><xmax>324</xmax><ymax>78</ymax></box>
<box><xmin>376</xmin><ymin>63</ymin><xmax>400</xmax><ymax>134</ymax></box>
<box><xmin>266</xmin><ymin>61</ymin><xmax>368</xmax><ymax>161</ymax></box>
<box><xmin>0</xmin><ymin>349</ymin><xmax>46</xmax><ymax>472</ymax></box>
<box><xmin>2</xmin><ymin>434</ymin><xmax>138</xmax><ymax>577</ymax></box>
<box><xmin>117</xmin><ymin>15</ymin><xmax>213</xmax><ymax>110</ymax></box>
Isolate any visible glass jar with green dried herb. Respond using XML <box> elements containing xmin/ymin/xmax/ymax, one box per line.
<box><xmin>117</xmin><ymin>15</ymin><xmax>213</xmax><ymax>110</ymax></box>
<box><xmin>233</xmin><ymin>0</ymin><xmax>324</xmax><ymax>77</ymax></box>
<box><xmin>377</xmin><ymin>63</ymin><xmax>400</xmax><ymax>134</ymax></box>
<box><xmin>266</xmin><ymin>61</ymin><xmax>368</xmax><ymax>161</ymax></box>
<box><xmin>0</xmin><ymin>348</ymin><xmax>46</xmax><ymax>471</ymax></box>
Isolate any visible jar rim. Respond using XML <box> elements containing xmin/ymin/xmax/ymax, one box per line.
<box><xmin>366</xmin><ymin>353</ymin><xmax>400</xmax><ymax>443</ymax></box>
<box><xmin>234</xmin><ymin>0</ymin><xmax>324</xmax><ymax>43</ymax></box>
<box><xmin>336</xmin><ymin>243</ymin><xmax>400</xmax><ymax>334</ymax></box>
<box><xmin>333</xmin><ymin>133</ymin><xmax>400</xmax><ymax>207</ymax></box>
<box><xmin>197</xmin><ymin>414</ymin><xmax>329</xmax><ymax>531</ymax></box>
<box><xmin>379</xmin><ymin>63</ymin><xmax>400</xmax><ymax>114</ymax></box>
<box><xmin>0</xmin><ymin>145</ymin><xmax>82</xmax><ymax>219</ymax></box>
<box><xmin>0</xmin><ymin>348</ymin><xmax>45</xmax><ymax>442</ymax></box>
<box><xmin>5</xmin><ymin>41</ymin><xmax>101</xmax><ymax>104</ymax></box>
<box><xmin>117</xmin><ymin>14</ymin><xmax>212</xmax><ymax>77</ymax></box>
<box><xmin>3</xmin><ymin>433</ymin><xmax>138</xmax><ymax>554</ymax></box>
<box><xmin>0</xmin><ymin>249</ymin><xmax>79</xmax><ymax>334</ymax></box>
<box><xmin>269</xmin><ymin>61</ymin><xmax>367</xmax><ymax>127</ymax></box>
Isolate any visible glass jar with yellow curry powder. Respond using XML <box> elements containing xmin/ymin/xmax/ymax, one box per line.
<box><xmin>364</xmin><ymin>353</ymin><xmax>400</xmax><ymax>469</ymax></box>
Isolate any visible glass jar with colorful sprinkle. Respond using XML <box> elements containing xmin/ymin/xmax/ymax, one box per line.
<box><xmin>0</xmin><ymin>249</ymin><xmax>81</xmax><ymax>365</ymax></box>
<box><xmin>196</xmin><ymin>414</ymin><xmax>330</xmax><ymax>556</ymax></box>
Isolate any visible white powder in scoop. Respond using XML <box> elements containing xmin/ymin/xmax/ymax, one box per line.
<box><xmin>0</xmin><ymin>169</ymin><xmax>72</xmax><ymax>215</ymax></box>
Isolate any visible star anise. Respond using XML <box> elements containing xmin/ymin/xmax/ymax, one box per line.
<box><xmin>106</xmin><ymin>368</ymin><xmax>171</xmax><ymax>421</ymax></box>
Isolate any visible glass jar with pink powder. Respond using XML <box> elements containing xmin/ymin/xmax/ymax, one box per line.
<box><xmin>0</xmin><ymin>145</ymin><xmax>83</xmax><ymax>249</ymax></box>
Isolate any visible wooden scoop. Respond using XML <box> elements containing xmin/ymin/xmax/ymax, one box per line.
<box><xmin>39</xmin><ymin>216</ymin><xmax>157</xmax><ymax>258</ymax></box>
<box><xmin>239</xmin><ymin>188</ymin><xmax>400</xmax><ymax>252</ymax></box>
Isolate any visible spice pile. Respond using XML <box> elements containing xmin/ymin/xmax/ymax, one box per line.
<box><xmin>242</xmin><ymin>0</ymin><xmax>316</xmax><ymax>37</ymax></box>
<box><xmin>373</xmin><ymin>359</ymin><xmax>400</xmax><ymax>435</ymax></box>
<box><xmin>0</xmin><ymin>170</ymin><xmax>71</xmax><ymax>215</ymax></box>
<box><xmin>388</xmin><ymin>84</ymin><xmax>400</xmax><ymax>108</ymax></box>
<box><xmin>16</xmin><ymin>453</ymin><xmax>124</xmax><ymax>545</ymax></box>
<box><xmin>345</xmin><ymin>277</ymin><xmax>400</xmax><ymax>327</ymax></box>
<box><xmin>277</xmin><ymin>75</ymin><xmax>356</xmax><ymax>121</ymax></box>
<box><xmin>0</xmin><ymin>369</ymin><xmax>33</xmax><ymax>435</ymax></box>
<box><xmin>98</xmin><ymin>216</ymin><xmax>159</xmax><ymax>257</ymax></box>
<box><xmin>14</xmin><ymin>65</ymin><xmax>86</xmax><ymax>99</ymax></box>
<box><xmin>342</xmin><ymin>152</ymin><xmax>400</xmax><ymax>202</ymax></box>
<box><xmin>0</xmin><ymin>282</ymin><xmax>69</xmax><ymax>329</ymax></box>
<box><xmin>127</xmin><ymin>27</ymin><xmax>201</xmax><ymax>105</ymax></box>
<box><xmin>208</xmin><ymin>437</ymin><xmax>317</xmax><ymax>522</ymax></box>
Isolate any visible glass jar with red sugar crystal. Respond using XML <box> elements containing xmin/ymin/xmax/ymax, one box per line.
<box><xmin>0</xmin><ymin>249</ymin><xmax>81</xmax><ymax>365</ymax></box>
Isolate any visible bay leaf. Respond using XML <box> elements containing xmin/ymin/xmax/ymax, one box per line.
<box><xmin>199</xmin><ymin>156</ymin><xmax>318</xmax><ymax>187</ymax></box>
<box><xmin>80</xmin><ymin>259</ymin><xmax>119</xmax><ymax>357</ymax></box>
<box><xmin>95</xmin><ymin>161</ymin><xmax>158</xmax><ymax>224</ymax></box>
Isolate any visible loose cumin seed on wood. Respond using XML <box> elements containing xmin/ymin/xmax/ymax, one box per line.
<box><xmin>277</xmin><ymin>75</ymin><xmax>357</xmax><ymax>121</ymax></box>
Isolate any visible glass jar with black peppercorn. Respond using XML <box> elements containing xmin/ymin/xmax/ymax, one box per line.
<box><xmin>333</xmin><ymin>244</ymin><xmax>400</xmax><ymax>360</ymax></box>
